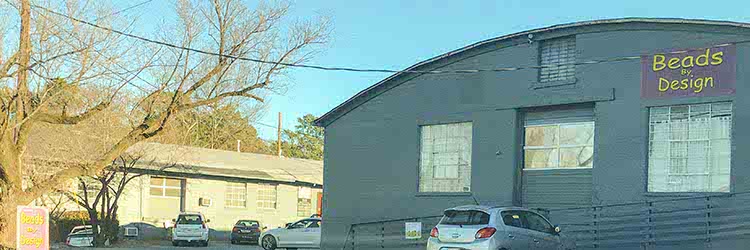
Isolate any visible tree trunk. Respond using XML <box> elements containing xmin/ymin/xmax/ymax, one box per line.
<box><xmin>87</xmin><ymin>210</ymin><xmax>103</xmax><ymax>247</ymax></box>
<box><xmin>0</xmin><ymin>206</ymin><xmax>17</xmax><ymax>249</ymax></box>
<box><xmin>1</xmin><ymin>0</ymin><xmax>31</xmax><ymax>245</ymax></box>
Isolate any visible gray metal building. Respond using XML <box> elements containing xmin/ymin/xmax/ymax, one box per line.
<box><xmin>315</xmin><ymin>18</ymin><xmax>750</xmax><ymax>249</ymax></box>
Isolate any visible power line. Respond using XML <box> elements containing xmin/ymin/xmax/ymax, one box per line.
<box><xmin>253</xmin><ymin>122</ymin><xmax>277</xmax><ymax>129</ymax></box>
<box><xmin>92</xmin><ymin>0</ymin><xmax>153</xmax><ymax>22</ymax></box>
<box><xmin>27</xmin><ymin>4</ymin><xmax>750</xmax><ymax>75</ymax></box>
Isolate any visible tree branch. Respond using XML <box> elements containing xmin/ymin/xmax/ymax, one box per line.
<box><xmin>33</xmin><ymin>101</ymin><xmax>110</xmax><ymax>124</ymax></box>
<box><xmin>179</xmin><ymin>83</ymin><xmax>265</xmax><ymax>111</ymax></box>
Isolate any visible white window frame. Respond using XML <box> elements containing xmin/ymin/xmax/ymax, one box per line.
<box><xmin>418</xmin><ymin>122</ymin><xmax>473</xmax><ymax>193</ymax></box>
<box><xmin>149</xmin><ymin>177</ymin><xmax>181</xmax><ymax>199</ymax></box>
<box><xmin>225</xmin><ymin>182</ymin><xmax>247</xmax><ymax>208</ymax></box>
<box><xmin>647</xmin><ymin>102</ymin><xmax>732</xmax><ymax>193</ymax></box>
<box><xmin>523</xmin><ymin>121</ymin><xmax>595</xmax><ymax>170</ymax></box>
<box><xmin>257</xmin><ymin>184</ymin><xmax>278</xmax><ymax>210</ymax></box>
<box><xmin>297</xmin><ymin>187</ymin><xmax>312</xmax><ymax>217</ymax></box>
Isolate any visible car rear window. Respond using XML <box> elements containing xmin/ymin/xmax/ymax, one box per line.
<box><xmin>440</xmin><ymin>210</ymin><xmax>490</xmax><ymax>225</ymax></box>
<box><xmin>177</xmin><ymin>215</ymin><xmax>203</xmax><ymax>225</ymax></box>
<box><xmin>237</xmin><ymin>220</ymin><xmax>260</xmax><ymax>227</ymax></box>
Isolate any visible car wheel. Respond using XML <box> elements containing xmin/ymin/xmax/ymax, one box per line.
<box><xmin>230</xmin><ymin>239</ymin><xmax>237</xmax><ymax>244</ymax></box>
<box><xmin>172</xmin><ymin>241</ymin><xmax>178</xmax><ymax>246</ymax></box>
<box><xmin>261</xmin><ymin>235</ymin><xmax>277</xmax><ymax>250</ymax></box>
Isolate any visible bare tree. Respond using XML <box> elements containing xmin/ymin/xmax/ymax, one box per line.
<box><xmin>64</xmin><ymin>154</ymin><xmax>170</xmax><ymax>247</ymax></box>
<box><xmin>0</xmin><ymin>0</ymin><xmax>329</xmax><ymax>246</ymax></box>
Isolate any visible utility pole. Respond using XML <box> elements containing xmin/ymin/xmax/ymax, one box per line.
<box><xmin>277</xmin><ymin>112</ymin><xmax>282</xmax><ymax>157</ymax></box>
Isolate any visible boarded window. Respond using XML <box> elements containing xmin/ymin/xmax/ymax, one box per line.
<box><xmin>539</xmin><ymin>36</ymin><xmax>576</xmax><ymax>83</ymax></box>
<box><xmin>149</xmin><ymin>177</ymin><xmax>181</xmax><ymax>198</ymax></box>
<box><xmin>257</xmin><ymin>184</ymin><xmax>278</xmax><ymax>209</ymax></box>
<box><xmin>225</xmin><ymin>182</ymin><xmax>246</xmax><ymax>208</ymax></box>
<box><xmin>648</xmin><ymin>103</ymin><xmax>732</xmax><ymax>192</ymax></box>
<box><xmin>297</xmin><ymin>187</ymin><xmax>312</xmax><ymax>217</ymax></box>
<box><xmin>419</xmin><ymin>122</ymin><xmax>472</xmax><ymax>192</ymax></box>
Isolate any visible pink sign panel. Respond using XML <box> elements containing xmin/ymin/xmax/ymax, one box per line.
<box><xmin>641</xmin><ymin>44</ymin><xmax>736</xmax><ymax>99</ymax></box>
<box><xmin>16</xmin><ymin>206</ymin><xmax>49</xmax><ymax>250</ymax></box>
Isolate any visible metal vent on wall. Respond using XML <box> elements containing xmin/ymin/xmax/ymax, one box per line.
<box><xmin>539</xmin><ymin>36</ymin><xmax>576</xmax><ymax>83</ymax></box>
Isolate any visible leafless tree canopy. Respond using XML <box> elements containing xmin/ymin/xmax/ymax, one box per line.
<box><xmin>0</xmin><ymin>0</ymin><xmax>329</xmax><ymax>246</ymax></box>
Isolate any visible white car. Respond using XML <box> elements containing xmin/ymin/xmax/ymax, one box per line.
<box><xmin>172</xmin><ymin>212</ymin><xmax>210</xmax><ymax>247</ymax></box>
<box><xmin>66</xmin><ymin>226</ymin><xmax>94</xmax><ymax>247</ymax></box>
<box><xmin>260</xmin><ymin>217</ymin><xmax>321</xmax><ymax>250</ymax></box>
<box><xmin>427</xmin><ymin>205</ymin><xmax>576</xmax><ymax>250</ymax></box>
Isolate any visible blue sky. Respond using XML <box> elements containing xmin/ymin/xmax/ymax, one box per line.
<box><xmin>115</xmin><ymin>0</ymin><xmax>749</xmax><ymax>140</ymax></box>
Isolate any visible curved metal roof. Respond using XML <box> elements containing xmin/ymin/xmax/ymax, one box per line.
<box><xmin>314</xmin><ymin>18</ymin><xmax>750</xmax><ymax>127</ymax></box>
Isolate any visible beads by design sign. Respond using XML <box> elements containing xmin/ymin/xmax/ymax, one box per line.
<box><xmin>16</xmin><ymin>206</ymin><xmax>49</xmax><ymax>250</ymax></box>
<box><xmin>641</xmin><ymin>44</ymin><xmax>736</xmax><ymax>99</ymax></box>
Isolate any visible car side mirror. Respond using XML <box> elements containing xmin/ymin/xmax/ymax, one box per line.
<box><xmin>206</xmin><ymin>219</ymin><xmax>211</xmax><ymax>223</ymax></box>
<box><xmin>554</xmin><ymin>226</ymin><xmax>561</xmax><ymax>235</ymax></box>
<box><xmin>171</xmin><ymin>219</ymin><xmax>176</xmax><ymax>223</ymax></box>
<box><xmin>285</xmin><ymin>223</ymin><xmax>292</xmax><ymax>228</ymax></box>
<box><xmin>263</xmin><ymin>226</ymin><xmax>268</xmax><ymax>230</ymax></box>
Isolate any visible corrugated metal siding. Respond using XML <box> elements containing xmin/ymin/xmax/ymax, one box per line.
<box><xmin>524</xmin><ymin>103</ymin><xmax>595</xmax><ymax>125</ymax></box>
<box><xmin>523</xmin><ymin>168</ymin><xmax>593</xmax><ymax>209</ymax></box>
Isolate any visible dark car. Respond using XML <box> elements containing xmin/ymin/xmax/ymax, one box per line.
<box><xmin>230</xmin><ymin>220</ymin><xmax>266</xmax><ymax>244</ymax></box>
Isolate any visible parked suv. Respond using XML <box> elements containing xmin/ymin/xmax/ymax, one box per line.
<box><xmin>427</xmin><ymin>205</ymin><xmax>575</xmax><ymax>250</ymax></box>
<box><xmin>172</xmin><ymin>212</ymin><xmax>210</xmax><ymax>247</ymax></box>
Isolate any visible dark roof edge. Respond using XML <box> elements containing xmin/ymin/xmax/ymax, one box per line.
<box><xmin>129</xmin><ymin>166</ymin><xmax>323</xmax><ymax>187</ymax></box>
<box><xmin>314</xmin><ymin>17</ymin><xmax>750</xmax><ymax>127</ymax></box>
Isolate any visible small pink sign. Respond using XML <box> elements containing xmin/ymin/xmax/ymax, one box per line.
<box><xmin>16</xmin><ymin>206</ymin><xmax>49</xmax><ymax>250</ymax></box>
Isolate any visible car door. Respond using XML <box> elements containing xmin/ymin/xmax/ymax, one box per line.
<box><xmin>522</xmin><ymin>211</ymin><xmax>561</xmax><ymax>250</ymax></box>
<box><xmin>303</xmin><ymin>220</ymin><xmax>321</xmax><ymax>247</ymax></box>
<box><xmin>500</xmin><ymin>210</ymin><xmax>531</xmax><ymax>249</ymax></box>
<box><xmin>279</xmin><ymin>220</ymin><xmax>309</xmax><ymax>247</ymax></box>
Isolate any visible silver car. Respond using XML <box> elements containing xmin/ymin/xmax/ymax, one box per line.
<box><xmin>427</xmin><ymin>205</ymin><xmax>576</xmax><ymax>250</ymax></box>
<box><xmin>259</xmin><ymin>217</ymin><xmax>321</xmax><ymax>250</ymax></box>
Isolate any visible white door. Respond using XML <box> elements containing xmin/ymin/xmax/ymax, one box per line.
<box><xmin>303</xmin><ymin>220</ymin><xmax>321</xmax><ymax>247</ymax></box>
<box><xmin>279</xmin><ymin>220</ymin><xmax>309</xmax><ymax>247</ymax></box>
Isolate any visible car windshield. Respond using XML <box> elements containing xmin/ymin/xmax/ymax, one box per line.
<box><xmin>70</xmin><ymin>229</ymin><xmax>94</xmax><ymax>236</ymax></box>
<box><xmin>70</xmin><ymin>226</ymin><xmax>91</xmax><ymax>234</ymax></box>
<box><xmin>236</xmin><ymin>220</ymin><xmax>260</xmax><ymax>227</ymax></box>
<box><xmin>177</xmin><ymin>215</ymin><xmax>203</xmax><ymax>225</ymax></box>
<box><xmin>440</xmin><ymin>210</ymin><xmax>490</xmax><ymax>225</ymax></box>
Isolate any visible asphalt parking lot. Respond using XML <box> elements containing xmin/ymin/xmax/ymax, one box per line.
<box><xmin>52</xmin><ymin>240</ymin><xmax>316</xmax><ymax>250</ymax></box>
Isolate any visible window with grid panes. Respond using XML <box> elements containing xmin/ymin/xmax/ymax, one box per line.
<box><xmin>297</xmin><ymin>187</ymin><xmax>312</xmax><ymax>217</ymax></box>
<box><xmin>77</xmin><ymin>180</ymin><xmax>102</xmax><ymax>202</ymax></box>
<box><xmin>539</xmin><ymin>36</ymin><xmax>576</xmax><ymax>83</ymax></box>
<box><xmin>418</xmin><ymin>122</ymin><xmax>472</xmax><ymax>192</ymax></box>
<box><xmin>524</xmin><ymin>122</ymin><xmax>594</xmax><ymax>169</ymax></box>
<box><xmin>257</xmin><ymin>184</ymin><xmax>278</xmax><ymax>209</ymax></box>
<box><xmin>225</xmin><ymin>182</ymin><xmax>246</xmax><ymax>208</ymax></box>
<box><xmin>149</xmin><ymin>177</ymin><xmax>181</xmax><ymax>198</ymax></box>
<box><xmin>648</xmin><ymin>103</ymin><xmax>732</xmax><ymax>192</ymax></box>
